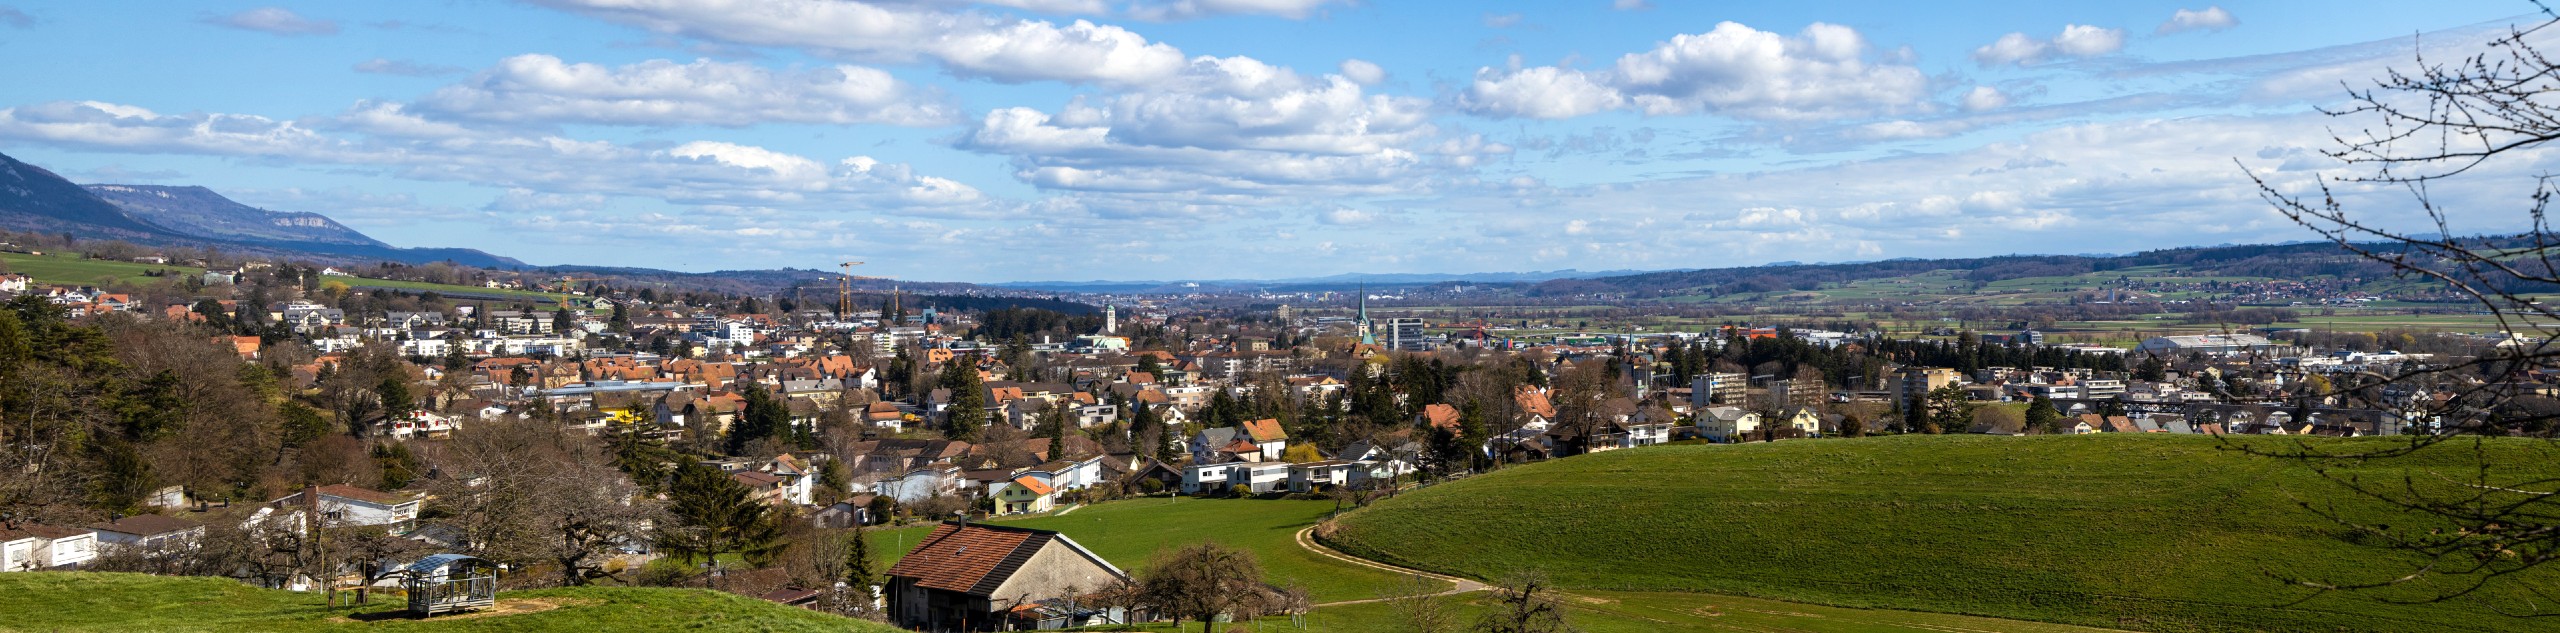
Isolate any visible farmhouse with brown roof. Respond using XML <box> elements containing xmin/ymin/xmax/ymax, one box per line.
<box><xmin>886</xmin><ymin>521</ymin><xmax>1128</xmax><ymax>631</ymax></box>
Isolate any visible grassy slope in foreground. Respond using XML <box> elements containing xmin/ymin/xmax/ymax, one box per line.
<box><xmin>0</xmin><ymin>572</ymin><xmax>903</xmax><ymax>633</ymax></box>
<box><xmin>1325</xmin><ymin>434</ymin><xmax>2560</xmax><ymax>633</ymax></box>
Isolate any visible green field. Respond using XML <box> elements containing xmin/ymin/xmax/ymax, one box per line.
<box><xmin>0</xmin><ymin>251</ymin><xmax>571</xmax><ymax>304</ymax></box>
<box><xmin>1097</xmin><ymin>588</ymin><xmax>2128</xmax><ymax>633</ymax></box>
<box><xmin>0</xmin><ymin>251</ymin><xmax>200</xmax><ymax>286</ymax></box>
<box><xmin>868</xmin><ymin>497</ymin><xmax>2134</xmax><ymax>632</ymax></box>
<box><xmin>0</xmin><ymin>572</ymin><xmax>902</xmax><ymax>632</ymax></box>
<box><xmin>1325</xmin><ymin>435</ymin><xmax>2560</xmax><ymax>633</ymax></box>
<box><xmin>870</xmin><ymin>497</ymin><xmax>1430</xmax><ymax>604</ymax></box>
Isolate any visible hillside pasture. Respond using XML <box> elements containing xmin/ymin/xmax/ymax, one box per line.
<box><xmin>1325</xmin><ymin>434</ymin><xmax>2560</xmax><ymax>633</ymax></box>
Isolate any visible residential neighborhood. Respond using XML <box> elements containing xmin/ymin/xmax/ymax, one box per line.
<box><xmin>12</xmin><ymin>2</ymin><xmax>2560</xmax><ymax>631</ymax></box>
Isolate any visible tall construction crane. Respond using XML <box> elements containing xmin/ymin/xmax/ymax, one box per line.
<box><xmin>838</xmin><ymin>262</ymin><xmax>864</xmax><ymax>317</ymax></box>
<box><xmin>553</xmin><ymin>276</ymin><xmax>601</xmax><ymax>294</ymax></box>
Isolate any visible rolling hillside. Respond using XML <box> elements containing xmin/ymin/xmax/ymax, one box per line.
<box><xmin>0</xmin><ymin>151</ymin><xmax>171</xmax><ymax>237</ymax></box>
<box><xmin>0</xmin><ymin>151</ymin><xmax>518</xmax><ymax>267</ymax></box>
<box><xmin>1323</xmin><ymin>435</ymin><xmax>2560</xmax><ymax>633</ymax></box>
<box><xmin>0</xmin><ymin>572</ymin><xmax>902</xmax><ymax>633</ymax></box>
<box><xmin>85</xmin><ymin>184</ymin><xmax>386</xmax><ymax>247</ymax></box>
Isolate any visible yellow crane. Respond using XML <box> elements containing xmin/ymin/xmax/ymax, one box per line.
<box><xmin>553</xmin><ymin>276</ymin><xmax>602</xmax><ymax>294</ymax></box>
<box><xmin>838</xmin><ymin>262</ymin><xmax>864</xmax><ymax>317</ymax></box>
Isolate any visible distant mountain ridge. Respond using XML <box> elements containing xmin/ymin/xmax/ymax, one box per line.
<box><xmin>84</xmin><ymin>184</ymin><xmax>384</xmax><ymax>247</ymax></box>
<box><xmin>0</xmin><ymin>152</ymin><xmax>168</xmax><ymax>237</ymax></box>
<box><xmin>0</xmin><ymin>150</ymin><xmax>520</xmax><ymax>267</ymax></box>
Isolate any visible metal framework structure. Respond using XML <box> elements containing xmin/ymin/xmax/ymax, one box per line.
<box><xmin>403</xmin><ymin>553</ymin><xmax>498</xmax><ymax>616</ymax></box>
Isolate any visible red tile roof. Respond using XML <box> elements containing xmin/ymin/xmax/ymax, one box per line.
<box><xmin>1241</xmin><ymin>418</ymin><xmax>1287</xmax><ymax>443</ymax></box>
<box><xmin>886</xmin><ymin>522</ymin><xmax>1043</xmax><ymax>594</ymax></box>
<box><xmin>1421</xmin><ymin>403</ymin><xmax>1461</xmax><ymax>431</ymax></box>
<box><xmin>1012</xmin><ymin>476</ymin><xmax>1054</xmax><ymax>496</ymax></box>
<box><xmin>732</xmin><ymin>470</ymin><xmax>785</xmax><ymax>488</ymax></box>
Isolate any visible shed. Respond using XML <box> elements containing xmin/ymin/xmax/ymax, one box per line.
<box><xmin>403</xmin><ymin>553</ymin><xmax>499</xmax><ymax>616</ymax></box>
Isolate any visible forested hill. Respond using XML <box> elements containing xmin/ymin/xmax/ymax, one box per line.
<box><xmin>1529</xmin><ymin>241</ymin><xmax>2435</xmax><ymax>298</ymax></box>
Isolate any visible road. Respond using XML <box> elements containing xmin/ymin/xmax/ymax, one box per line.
<box><xmin>1292</xmin><ymin>525</ymin><xmax>1486</xmax><ymax>607</ymax></box>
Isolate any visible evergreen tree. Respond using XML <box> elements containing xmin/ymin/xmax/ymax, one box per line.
<box><xmin>2135</xmin><ymin>354</ymin><xmax>2169</xmax><ymax>382</ymax></box>
<box><xmin>377</xmin><ymin>374</ymin><xmax>415</xmax><ymax>424</ymax></box>
<box><xmin>842</xmin><ymin>526</ymin><xmax>880</xmax><ymax>613</ymax></box>
<box><xmin>373</xmin><ymin>442</ymin><xmax>422</xmax><ymax>489</ymax></box>
<box><xmin>1043</xmin><ymin>401</ymin><xmax>1068</xmax><ymax>459</ymax></box>
<box><xmin>660</xmin><ymin>460</ymin><xmax>784</xmax><ymax>565</ymax></box>
<box><xmin>2024</xmin><ymin>395</ymin><xmax>2064</xmax><ymax>434</ymax></box>
<box><xmin>727</xmin><ymin>382</ymin><xmax>789</xmax><ymax>454</ymax></box>
<box><xmin>941</xmin><ymin>360</ymin><xmax>987</xmax><ymax>442</ymax></box>
<box><xmin>1205</xmin><ymin>390</ymin><xmax>1244</xmax><ymax>429</ymax></box>
<box><xmin>1923</xmin><ymin>384</ymin><xmax>1975</xmax><ymax>434</ymax></box>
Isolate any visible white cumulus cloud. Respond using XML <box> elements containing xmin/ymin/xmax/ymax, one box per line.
<box><xmin>527</xmin><ymin>0</ymin><xmax>1188</xmax><ymax>86</ymax></box>
<box><xmin>1126</xmin><ymin>0</ymin><xmax>1349</xmax><ymax>21</ymax></box>
<box><xmin>1974</xmin><ymin>24</ymin><xmax>2125</xmax><ymax>67</ymax></box>
<box><xmin>1338</xmin><ymin>58</ymin><xmax>1386</xmax><ymax>85</ymax></box>
<box><xmin>412</xmin><ymin>54</ymin><xmax>957</xmax><ymax>127</ymax></box>
<box><xmin>2158</xmin><ymin>6</ymin><xmax>2237</xmax><ymax>34</ymax></box>
<box><xmin>1460</xmin><ymin>22</ymin><xmax>1929</xmax><ymax>121</ymax></box>
<box><xmin>1961</xmin><ymin>85</ymin><xmax>2008</xmax><ymax>111</ymax></box>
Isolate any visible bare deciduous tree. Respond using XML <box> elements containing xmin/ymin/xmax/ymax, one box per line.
<box><xmin>426</xmin><ymin>416</ymin><xmax>662</xmax><ymax>587</ymax></box>
<box><xmin>1141</xmin><ymin>541</ymin><xmax>1272</xmax><ymax>633</ymax></box>
<box><xmin>1386</xmin><ymin>573</ymin><xmax>1458</xmax><ymax>633</ymax></box>
<box><xmin>1473</xmin><ymin>572</ymin><xmax>1578</xmax><ymax>633</ymax></box>
<box><xmin>2249</xmin><ymin>8</ymin><xmax>2560</xmax><ymax>614</ymax></box>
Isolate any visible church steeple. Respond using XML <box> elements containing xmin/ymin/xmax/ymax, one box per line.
<box><xmin>1356</xmin><ymin>285</ymin><xmax>1375</xmax><ymax>346</ymax></box>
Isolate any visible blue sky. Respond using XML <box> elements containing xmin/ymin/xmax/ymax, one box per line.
<box><xmin>0</xmin><ymin>1</ymin><xmax>2547</xmax><ymax>282</ymax></box>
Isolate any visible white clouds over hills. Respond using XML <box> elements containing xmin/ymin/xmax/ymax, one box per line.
<box><xmin>1459</xmin><ymin>22</ymin><xmax>1930</xmax><ymax>120</ymax></box>
<box><xmin>1972</xmin><ymin>24</ymin><xmax>2126</xmax><ymax>66</ymax></box>
<box><xmin>526</xmin><ymin>0</ymin><xmax>1191</xmax><ymax>86</ymax></box>
<box><xmin>2</xmin><ymin>1</ymin><xmax>2546</xmax><ymax>279</ymax></box>
<box><xmin>415</xmin><ymin>55</ymin><xmax>959</xmax><ymax>127</ymax></box>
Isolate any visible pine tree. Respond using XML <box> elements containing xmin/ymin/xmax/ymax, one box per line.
<box><xmin>1044</xmin><ymin>402</ymin><xmax>1068</xmax><ymax>460</ymax></box>
<box><xmin>2135</xmin><ymin>354</ymin><xmax>2169</xmax><ymax>382</ymax></box>
<box><xmin>842</xmin><ymin>526</ymin><xmax>880</xmax><ymax>613</ymax></box>
<box><xmin>942</xmin><ymin>360</ymin><xmax>987</xmax><ymax>442</ymax></box>
<box><xmin>661</xmin><ymin>460</ymin><xmax>783</xmax><ymax>566</ymax></box>
<box><xmin>377</xmin><ymin>375</ymin><xmax>415</xmax><ymax>424</ymax></box>
<box><xmin>2024</xmin><ymin>395</ymin><xmax>2064</xmax><ymax>434</ymax></box>
<box><xmin>727</xmin><ymin>381</ymin><xmax>783</xmax><ymax>456</ymax></box>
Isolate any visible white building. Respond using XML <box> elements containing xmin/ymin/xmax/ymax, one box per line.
<box><xmin>1696</xmin><ymin>406</ymin><xmax>1762</xmax><ymax>442</ymax></box>
<box><xmin>2137</xmin><ymin>334</ymin><xmax>2291</xmax><ymax>357</ymax></box>
<box><xmin>88</xmin><ymin>515</ymin><xmax>205</xmax><ymax>552</ymax></box>
<box><xmin>1182</xmin><ymin>462</ymin><xmax>1289</xmax><ymax>495</ymax></box>
<box><xmin>0</xmin><ymin>525</ymin><xmax>96</xmax><ymax>571</ymax></box>
<box><xmin>256</xmin><ymin>485</ymin><xmax>422</xmax><ymax>535</ymax></box>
